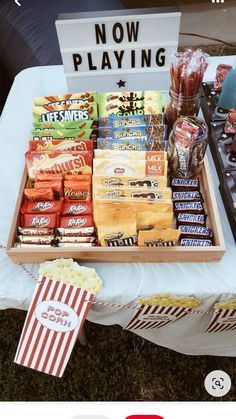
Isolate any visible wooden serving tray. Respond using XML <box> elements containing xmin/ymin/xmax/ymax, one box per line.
<box><xmin>6</xmin><ymin>158</ymin><xmax>225</xmax><ymax>263</ymax></box>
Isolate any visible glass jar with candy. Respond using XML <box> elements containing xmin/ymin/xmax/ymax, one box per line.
<box><xmin>168</xmin><ymin>116</ymin><xmax>208</xmax><ymax>178</ymax></box>
<box><xmin>166</xmin><ymin>49</ymin><xmax>209</xmax><ymax>132</ymax></box>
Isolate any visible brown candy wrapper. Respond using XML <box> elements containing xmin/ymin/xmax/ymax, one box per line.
<box><xmin>138</xmin><ymin>229</ymin><xmax>180</xmax><ymax>247</ymax></box>
<box><xmin>96</xmin><ymin>207</ymin><xmax>137</xmax><ymax>246</ymax></box>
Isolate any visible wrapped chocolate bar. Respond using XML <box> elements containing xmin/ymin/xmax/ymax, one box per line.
<box><xmin>33</xmin><ymin>120</ymin><xmax>98</xmax><ymax>130</ymax></box>
<box><xmin>94</xmin><ymin>187</ymin><xmax>172</xmax><ymax>201</ymax></box>
<box><xmin>168</xmin><ymin>117</ymin><xmax>208</xmax><ymax>178</ymax></box>
<box><xmin>34</xmin><ymin>92</ymin><xmax>97</xmax><ymax>107</ymax></box>
<box><xmin>176</xmin><ymin>213</ymin><xmax>206</xmax><ymax>228</ymax></box>
<box><xmin>24</xmin><ymin>188</ymin><xmax>54</xmax><ymax>201</ymax></box>
<box><xmin>15</xmin><ymin>244</ymin><xmax>52</xmax><ymax>248</ymax></box>
<box><xmin>20</xmin><ymin>213</ymin><xmax>58</xmax><ymax>229</ymax></box>
<box><xmin>64</xmin><ymin>181</ymin><xmax>91</xmax><ymax>202</ymax></box>
<box><xmin>96</xmin><ymin>207</ymin><xmax>137</xmax><ymax>246</ymax></box>
<box><xmin>20</xmin><ymin>200</ymin><xmax>63</xmax><ymax>214</ymax></box>
<box><xmin>138</xmin><ymin>228</ymin><xmax>180</xmax><ymax>247</ymax></box>
<box><xmin>171</xmin><ymin>178</ymin><xmax>200</xmax><ymax>191</ymax></box>
<box><xmin>98</xmin><ymin>125</ymin><xmax>167</xmax><ymax>142</ymax></box>
<box><xmin>213</xmin><ymin>64</ymin><xmax>232</xmax><ymax>91</ymax></box>
<box><xmin>31</xmin><ymin>129</ymin><xmax>97</xmax><ymax>141</ymax></box>
<box><xmin>33</xmin><ymin>103</ymin><xmax>97</xmax><ymax>123</ymax></box>
<box><xmin>61</xmin><ymin>202</ymin><xmax>93</xmax><ymax>216</ymax></box>
<box><xmin>179</xmin><ymin>225</ymin><xmax>212</xmax><ymax>240</ymax></box>
<box><xmin>98</xmin><ymin>114</ymin><xmax>165</xmax><ymax>127</ymax></box>
<box><xmin>174</xmin><ymin>201</ymin><xmax>205</xmax><ymax>215</ymax></box>
<box><xmin>57</xmin><ymin>227</ymin><xmax>95</xmax><ymax>237</ymax></box>
<box><xmin>94</xmin><ymin>150</ymin><xmax>166</xmax><ymax>161</ymax></box>
<box><xmin>172</xmin><ymin>191</ymin><xmax>202</xmax><ymax>202</ymax></box>
<box><xmin>18</xmin><ymin>226</ymin><xmax>54</xmax><ymax>236</ymax></box>
<box><xmin>93</xmin><ymin>158</ymin><xmax>167</xmax><ymax>177</ymax></box>
<box><xmin>25</xmin><ymin>151</ymin><xmax>93</xmax><ymax>178</ymax></box>
<box><xmin>180</xmin><ymin>238</ymin><xmax>213</xmax><ymax>247</ymax></box>
<box><xmin>58</xmin><ymin>243</ymin><xmax>95</xmax><ymax>248</ymax></box>
<box><xmin>59</xmin><ymin>215</ymin><xmax>94</xmax><ymax>229</ymax></box>
<box><xmin>97</xmin><ymin>137</ymin><xmax>167</xmax><ymax>152</ymax></box>
<box><xmin>56</xmin><ymin>236</ymin><xmax>96</xmax><ymax>243</ymax></box>
<box><xmin>29</xmin><ymin>139</ymin><xmax>94</xmax><ymax>152</ymax></box>
<box><xmin>18</xmin><ymin>235</ymin><xmax>54</xmax><ymax>245</ymax></box>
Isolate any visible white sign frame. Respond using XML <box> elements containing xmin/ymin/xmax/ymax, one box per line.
<box><xmin>56</xmin><ymin>7</ymin><xmax>181</xmax><ymax>92</ymax></box>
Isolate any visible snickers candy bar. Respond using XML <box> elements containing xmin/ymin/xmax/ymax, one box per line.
<box><xmin>180</xmin><ymin>238</ymin><xmax>213</xmax><ymax>247</ymax></box>
<box><xmin>18</xmin><ymin>235</ymin><xmax>54</xmax><ymax>245</ymax></box>
<box><xmin>56</xmin><ymin>227</ymin><xmax>95</xmax><ymax>237</ymax></box>
<box><xmin>18</xmin><ymin>227</ymin><xmax>54</xmax><ymax>235</ymax></box>
<box><xmin>177</xmin><ymin>213</ymin><xmax>206</xmax><ymax>227</ymax></box>
<box><xmin>20</xmin><ymin>213</ymin><xmax>57</xmax><ymax>228</ymax></box>
<box><xmin>58</xmin><ymin>243</ymin><xmax>95</xmax><ymax>248</ymax></box>
<box><xmin>61</xmin><ymin>201</ymin><xmax>93</xmax><ymax>216</ymax></box>
<box><xmin>55</xmin><ymin>236</ymin><xmax>96</xmax><ymax>243</ymax></box>
<box><xmin>179</xmin><ymin>225</ymin><xmax>212</xmax><ymax>239</ymax></box>
<box><xmin>174</xmin><ymin>201</ymin><xmax>204</xmax><ymax>215</ymax></box>
<box><xmin>171</xmin><ymin>178</ymin><xmax>200</xmax><ymax>191</ymax></box>
<box><xmin>172</xmin><ymin>191</ymin><xmax>202</xmax><ymax>202</ymax></box>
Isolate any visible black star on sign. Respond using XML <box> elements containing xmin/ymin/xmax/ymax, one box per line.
<box><xmin>117</xmin><ymin>79</ymin><xmax>126</xmax><ymax>88</ymax></box>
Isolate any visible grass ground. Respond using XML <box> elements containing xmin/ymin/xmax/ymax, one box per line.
<box><xmin>0</xmin><ymin>309</ymin><xmax>235</xmax><ymax>401</ymax></box>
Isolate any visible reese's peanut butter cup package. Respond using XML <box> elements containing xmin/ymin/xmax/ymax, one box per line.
<box><xmin>34</xmin><ymin>93</ymin><xmax>97</xmax><ymax>107</ymax></box>
<box><xmin>96</xmin><ymin>207</ymin><xmax>137</xmax><ymax>247</ymax></box>
<box><xmin>25</xmin><ymin>151</ymin><xmax>93</xmax><ymax>179</ymax></box>
<box><xmin>29</xmin><ymin>139</ymin><xmax>94</xmax><ymax>152</ymax></box>
<box><xmin>138</xmin><ymin>228</ymin><xmax>180</xmax><ymax>247</ymax></box>
<box><xmin>33</xmin><ymin>103</ymin><xmax>97</xmax><ymax>123</ymax></box>
<box><xmin>94</xmin><ymin>150</ymin><xmax>166</xmax><ymax>161</ymax></box>
<box><xmin>94</xmin><ymin>187</ymin><xmax>172</xmax><ymax>201</ymax></box>
<box><xmin>93</xmin><ymin>158</ymin><xmax>167</xmax><ymax>177</ymax></box>
<box><xmin>31</xmin><ymin>129</ymin><xmax>97</xmax><ymax>140</ymax></box>
<box><xmin>93</xmin><ymin>175</ymin><xmax>168</xmax><ymax>188</ymax></box>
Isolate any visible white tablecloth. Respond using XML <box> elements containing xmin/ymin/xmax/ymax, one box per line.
<box><xmin>1</xmin><ymin>56</ymin><xmax>236</xmax><ymax>356</ymax></box>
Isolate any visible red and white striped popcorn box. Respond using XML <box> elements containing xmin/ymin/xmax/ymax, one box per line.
<box><xmin>205</xmin><ymin>308</ymin><xmax>236</xmax><ymax>333</ymax></box>
<box><xmin>123</xmin><ymin>304</ymin><xmax>192</xmax><ymax>330</ymax></box>
<box><xmin>14</xmin><ymin>275</ymin><xmax>95</xmax><ymax>377</ymax></box>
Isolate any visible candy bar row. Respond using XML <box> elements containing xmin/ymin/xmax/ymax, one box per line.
<box><xmin>171</xmin><ymin>177</ymin><xmax>213</xmax><ymax>246</ymax></box>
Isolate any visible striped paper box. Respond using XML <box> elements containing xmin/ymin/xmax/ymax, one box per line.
<box><xmin>123</xmin><ymin>304</ymin><xmax>191</xmax><ymax>330</ymax></box>
<box><xmin>14</xmin><ymin>276</ymin><xmax>95</xmax><ymax>377</ymax></box>
<box><xmin>205</xmin><ymin>308</ymin><xmax>236</xmax><ymax>333</ymax></box>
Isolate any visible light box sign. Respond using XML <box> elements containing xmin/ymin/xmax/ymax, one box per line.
<box><xmin>56</xmin><ymin>7</ymin><xmax>181</xmax><ymax>92</ymax></box>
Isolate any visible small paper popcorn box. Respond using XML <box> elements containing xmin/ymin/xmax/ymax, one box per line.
<box><xmin>205</xmin><ymin>308</ymin><xmax>236</xmax><ymax>333</ymax></box>
<box><xmin>123</xmin><ymin>304</ymin><xmax>191</xmax><ymax>330</ymax></box>
<box><xmin>14</xmin><ymin>276</ymin><xmax>95</xmax><ymax>377</ymax></box>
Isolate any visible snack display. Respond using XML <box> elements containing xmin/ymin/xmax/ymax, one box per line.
<box><xmin>7</xmin><ymin>88</ymin><xmax>224</xmax><ymax>261</ymax></box>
